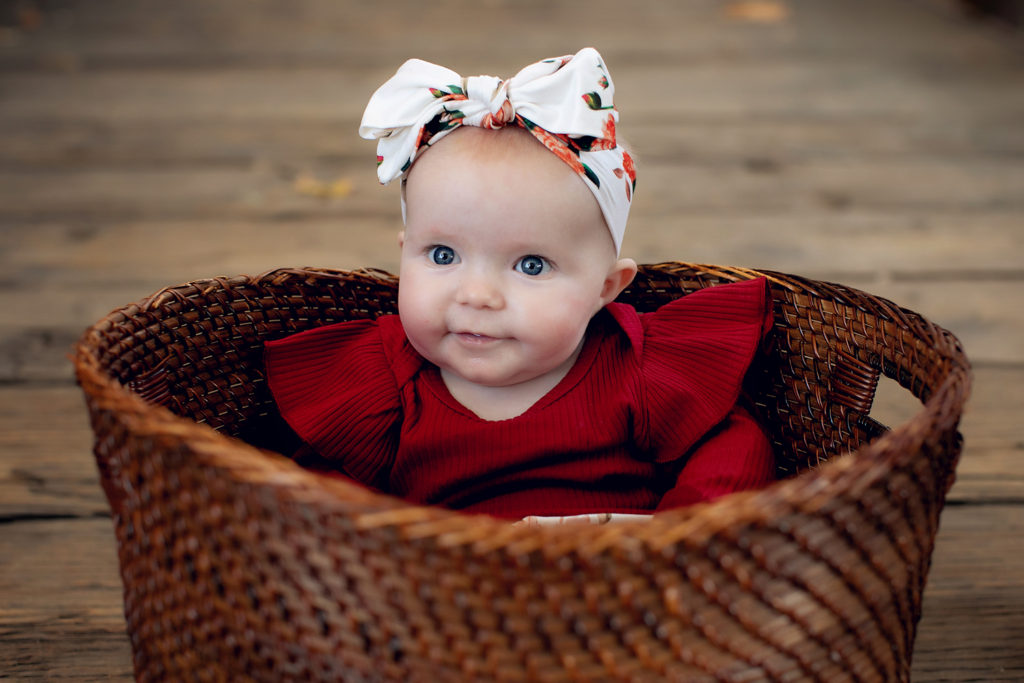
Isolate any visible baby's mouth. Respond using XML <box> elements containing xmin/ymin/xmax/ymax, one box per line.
<box><xmin>454</xmin><ymin>331</ymin><xmax>501</xmax><ymax>344</ymax></box>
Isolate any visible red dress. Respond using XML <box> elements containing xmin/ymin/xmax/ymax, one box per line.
<box><xmin>265</xmin><ymin>278</ymin><xmax>775</xmax><ymax>519</ymax></box>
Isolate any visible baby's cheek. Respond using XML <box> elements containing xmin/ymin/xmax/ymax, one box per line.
<box><xmin>398</xmin><ymin>303</ymin><xmax>437</xmax><ymax>346</ymax></box>
<box><xmin>399</xmin><ymin>282</ymin><xmax>438</xmax><ymax>321</ymax></box>
<box><xmin>528</xmin><ymin>303</ymin><xmax>591</xmax><ymax>347</ymax></box>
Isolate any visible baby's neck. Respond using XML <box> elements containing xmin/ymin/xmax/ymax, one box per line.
<box><xmin>440</xmin><ymin>342</ymin><xmax>584</xmax><ymax>422</ymax></box>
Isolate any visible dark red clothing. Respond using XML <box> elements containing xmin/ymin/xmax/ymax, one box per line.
<box><xmin>265</xmin><ymin>278</ymin><xmax>775</xmax><ymax>519</ymax></box>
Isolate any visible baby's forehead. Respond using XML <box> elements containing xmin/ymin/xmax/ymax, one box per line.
<box><xmin>403</xmin><ymin>126</ymin><xmax>614</xmax><ymax>253</ymax></box>
<box><xmin>406</xmin><ymin>127</ymin><xmax>594</xmax><ymax>205</ymax></box>
<box><xmin>420</xmin><ymin>126</ymin><xmax>550</xmax><ymax>166</ymax></box>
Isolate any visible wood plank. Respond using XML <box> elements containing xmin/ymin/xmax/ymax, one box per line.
<box><xmin>633</xmin><ymin>158</ymin><xmax>1024</xmax><ymax>216</ymax></box>
<box><xmin>0</xmin><ymin>155</ymin><xmax>1021</xmax><ymax>222</ymax></box>
<box><xmin>0</xmin><ymin>386</ymin><xmax>108</xmax><ymax>519</ymax></box>
<box><xmin>911</xmin><ymin>503</ymin><xmax>1024</xmax><ymax>682</ymax></box>
<box><xmin>3</xmin><ymin>61</ymin><xmax>1022</xmax><ymax>125</ymax></box>
<box><xmin>0</xmin><ymin>219</ymin><xmax>404</xmax><ymax>292</ymax></box>
<box><xmin>0</xmin><ymin>0</ymin><xmax>1016</xmax><ymax>72</ymax></box>
<box><xmin>0</xmin><ymin>1</ymin><xmax>763</xmax><ymax>69</ymax></box>
<box><xmin>0</xmin><ymin>517</ymin><xmax>132</xmax><ymax>681</ymax></box>
<box><xmin>627</xmin><ymin>211</ymin><xmax>1024</xmax><ymax>275</ymax></box>
<box><xmin>626</xmin><ymin>119</ymin><xmax>1024</xmax><ymax>162</ymax></box>
<box><xmin>0</xmin><ymin>166</ymin><xmax>388</xmax><ymax>221</ymax></box>
<box><xmin>5</xmin><ymin>116</ymin><xmax>1022</xmax><ymax>170</ymax></box>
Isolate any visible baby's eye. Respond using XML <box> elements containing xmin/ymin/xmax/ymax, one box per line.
<box><xmin>515</xmin><ymin>255</ymin><xmax>550</xmax><ymax>277</ymax></box>
<box><xmin>428</xmin><ymin>245</ymin><xmax>458</xmax><ymax>266</ymax></box>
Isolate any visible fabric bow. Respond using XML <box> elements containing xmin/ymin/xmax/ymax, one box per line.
<box><xmin>358</xmin><ymin>47</ymin><xmax>635</xmax><ymax>253</ymax></box>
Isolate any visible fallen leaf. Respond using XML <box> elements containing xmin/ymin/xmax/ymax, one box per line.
<box><xmin>293</xmin><ymin>173</ymin><xmax>353</xmax><ymax>199</ymax></box>
<box><xmin>725</xmin><ymin>1</ymin><xmax>789</xmax><ymax>23</ymax></box>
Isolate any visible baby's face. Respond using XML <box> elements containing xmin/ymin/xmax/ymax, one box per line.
<box><xmin>398</xmin><ymin>127</ymin><xmax>630</xmax><ymax>390</ymax></box>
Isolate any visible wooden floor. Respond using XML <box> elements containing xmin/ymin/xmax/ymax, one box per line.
<box><xmin>2</xmin><ymin>0</ymin><xmax>1022</xmax><ymax>679</ymax></box>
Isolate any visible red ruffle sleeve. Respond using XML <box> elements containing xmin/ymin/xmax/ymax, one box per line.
<box><xmin>655</xmin><ymin>405</ymin><xmax>775</xmax><ymax>509</ymax></box>
<box><xmin>616</xmin><ymin>277</ymin><xmax>775</xmax><ymax>506</ymax></box>
<box><xmin>263</xmin><ymin>315</ymin><xmax>415</xmax><ymax>490</ymax></box>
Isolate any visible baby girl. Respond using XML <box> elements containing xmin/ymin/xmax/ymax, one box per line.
<box><xmin>265</xmin><ymin>48</ymin><xmax>775</xmax><ymax>521</ymax></box>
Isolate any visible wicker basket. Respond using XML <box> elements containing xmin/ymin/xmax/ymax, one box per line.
<box><xmin>74</xmin><ymin>263</ymin><xmax>970</xmax><ymax>682</ymax></box>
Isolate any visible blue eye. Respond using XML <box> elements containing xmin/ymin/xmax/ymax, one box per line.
<box><xmin>428</xmin><ymin>246</ymin><xmax>457</xmax><ymax>266</ymax></box>
<box><xmin>516</xmin><ymin>255</ymin><xmax>549</xmax><ymax>277</ymax></box>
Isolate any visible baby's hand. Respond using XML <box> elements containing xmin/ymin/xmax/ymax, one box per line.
<box><xmin>516</xmin><ymin>513</ymin><xmax>652</xmax><ymax>527</ymax></box>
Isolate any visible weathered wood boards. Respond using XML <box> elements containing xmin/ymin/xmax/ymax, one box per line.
<box><xmin>0</xmin><ymin>517</ymin><xmax>133</xmax><ymax>680</ymax></box>
<box><xmin>1</xmin><ymin>0</ymin><xmax>1022</xmax><ymax>679</ymax></box>
<box><xmin>912</xmin><ymin>504</ymin><xmax>1024</xmax><ymax>682</ymax></box>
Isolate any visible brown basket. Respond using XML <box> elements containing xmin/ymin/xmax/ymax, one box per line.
<box><xmin>74</xmin><ymin>263</ymin><xmax>970</xmax><ymax>682</ymax></box>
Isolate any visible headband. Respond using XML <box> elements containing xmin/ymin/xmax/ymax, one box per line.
<box><xmin>358</xmin><ymin>47</ymin><xmax>635</xmax><ymax>253</ymax></box>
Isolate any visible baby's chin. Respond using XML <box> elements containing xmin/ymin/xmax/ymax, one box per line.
<box><xmin>441</xmin><ymin>365</ymin><xmax>526</xmax><ymax>388</ymax></box>
<box><xmin>441</xmin><ymin>359</ymin><xmax>564</xmax><ymax>389</ymax></box>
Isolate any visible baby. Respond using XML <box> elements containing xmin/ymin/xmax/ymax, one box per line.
<box><xmin>265</xmin><ymin>48</ymin><xmax>775</xmax><ymax>520</ymax></box>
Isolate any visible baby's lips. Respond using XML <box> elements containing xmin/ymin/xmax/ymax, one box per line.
<box><xmin>452</xmin><ymin>329</ymin><xmax>504</xmax><ymax>342</ymax></box>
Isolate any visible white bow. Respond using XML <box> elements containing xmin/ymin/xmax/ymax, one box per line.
<box><xmin>358</xmin><ymin>47</ymin><xmax>634</xmax><ymax>253</ymax></box>
<box><xmin>359</xmin><ymin>47</ymin><xmax>617</xmax><ymax>184</ymax></box>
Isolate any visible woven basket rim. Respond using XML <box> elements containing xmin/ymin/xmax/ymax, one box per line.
<box><xmin>73</xmin><ymin>263</ymin><xmax>972</xmax><ymax>553</ymax></box>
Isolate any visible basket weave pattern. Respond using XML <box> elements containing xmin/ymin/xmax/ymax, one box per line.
<box><xmin>74</xmin><ymin>263</ymin><xmax>970</xmax><ymax>682</ymax></box>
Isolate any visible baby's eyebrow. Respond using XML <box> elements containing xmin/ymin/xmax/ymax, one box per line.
<box><xmin>404</xmin><ymin>224</ymin><xmax>457</xmax><ymax>241</ymax></box>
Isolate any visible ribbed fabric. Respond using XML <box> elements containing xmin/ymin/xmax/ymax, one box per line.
<box><xmin>264</xmin><ymin>278</ymin><xmax>775</xmax><ymax>519</ymax></box>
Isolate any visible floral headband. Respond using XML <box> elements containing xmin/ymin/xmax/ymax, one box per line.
<box><xmin>358</xmin><ymin>47</ymin><xmax>635</xmax><ymax>253</ymax></box>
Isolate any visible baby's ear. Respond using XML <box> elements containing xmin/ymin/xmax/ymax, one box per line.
<box><xmin>397</xmin><ymin>231</ymin><xmax>405</xmax><ymax>248</ymax></box>
<box><xmin>600</xmin><ymin>258</ymin><xmax>638</xmax><ymax>306</ymax></box>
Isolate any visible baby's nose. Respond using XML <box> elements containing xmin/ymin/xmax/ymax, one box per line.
<box><xmin>455</xmin><ymin>271</ymin><xmax>504</xmax><ymax>309</ymax></box>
